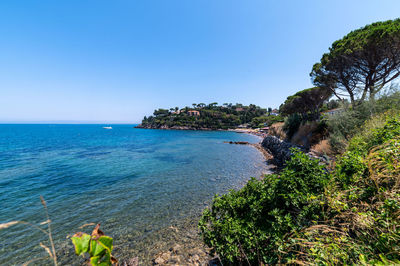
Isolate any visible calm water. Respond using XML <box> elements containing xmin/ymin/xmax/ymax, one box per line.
<box><xmin>0</xmin><ymin>124</ymin><xmax>268</xmax><ymax>265</ymax></box>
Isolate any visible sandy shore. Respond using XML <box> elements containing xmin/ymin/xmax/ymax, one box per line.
<box><xmin>228</xmin><ymin>128</ymin><xmax>268</xmax><ymax>139</ymax></box>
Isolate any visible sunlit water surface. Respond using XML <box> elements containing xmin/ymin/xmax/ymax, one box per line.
<box><xmin>0</xmin><ymin>124</ymin><xmax>268</xmax><ymax>264</ymax></box>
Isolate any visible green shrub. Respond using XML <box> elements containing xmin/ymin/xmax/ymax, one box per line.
<box><xmin>327</xmin><ymin>105</ymin><xmax>373</xmax><ymax>153</ymax></box>
<box><xmin>314</xmin><ymin>118</ymin><xmax>328</xmax><ymax>136</ymax></box>
<box><xmin>370</xmin><ymin>118</ymin><xmax>400</xmax><ymax>147</ymax></box>
<box><xmin>199</xmin><ymin>150</ymin><xmax>331</xmax><ymax>264</ymax></box>
<box><xmin>335</xmin><ymin>151</ymin><xmax>367</xmax><ymax>188</ymax></box>
<box><xmin>250</xmin><ymin>114</ymin><xmax>284</xmax><ymax>128</ymax></box>
<box><xmin>293</xmin><ymin>113</ymin><xmax>400</xmax><ymax>264</ymax></box>
<box><xmin>200</xmin><ymin>110</ymin><xmax>400</xmax><ymax>265</ymax></box>
<box><xmin>283</xmin><ymin>113</ymin><xmax>303</xmax><ymax>140</ymax></box>
<box><xmin>344</xmin><ymin>110</ymin><xmax>400</xmax><ymax>154</ymax></box>
<box><xmin>328</xmin><ymin>89</ymin><xmax>400</xmax><ymax>153</ymax></box>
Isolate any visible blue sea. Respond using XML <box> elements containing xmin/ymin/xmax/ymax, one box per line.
<box><xmin>0</xmin><ymin>124</ymin><xmax>268</xmax><ymax>264</ymax></box>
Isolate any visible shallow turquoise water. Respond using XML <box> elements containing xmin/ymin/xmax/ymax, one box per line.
<box><xmin>0</xmin><ymin>124</ymin><xmax>268</xmax><ymax>264</ymax></box>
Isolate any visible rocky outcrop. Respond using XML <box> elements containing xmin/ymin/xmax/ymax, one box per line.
<box><xmin>261</xmin><ymin>136</ymin><xmax>306</xmax><ymax>167</ymax></box>
<box><xmin>224</xmin><ymin>141</ymin><xmax>250</xmax><ymax>145</ymax></box>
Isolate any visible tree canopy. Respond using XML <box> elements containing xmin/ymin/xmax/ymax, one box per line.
<box><xmin>311</xmin><ymin>19</ymin><xmax>400</xmax><ymax>106</ymax></box>
<box><xmin>279</xmin><ymin>87</ymin><xmax>332</xmax><ymax>119</ymax></box>
<box><xmin>139</xmin><ymin>103</ymin><xmax>271</xmax><ymax>129</ymax></box>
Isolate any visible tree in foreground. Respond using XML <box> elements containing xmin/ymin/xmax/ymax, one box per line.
<box><xmin>311</xmin><ymin>19</ymin><xmax>400</xmax><ymax>106</ymax></box>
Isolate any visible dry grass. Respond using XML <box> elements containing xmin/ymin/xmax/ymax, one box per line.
<box><xmin>311</xmin><ymin>139</ymin><xmax>333</xmax><ymax>157</ymax></box>
<box><xmin>367</xmin><ymin>137</ymin><xmax>400</xmax><ymax>189</ymax></box>
<box><xmin>269</xmin><ymin>122</ymin><xmax>286</xmax><ymax>139</ymax></box>
<box><xmin>353</xmin><ymin>109</ymin><xmax>400</xmax><ymax>144</ymax></box>
<box><xmin>282</xmin><ymin>223</ymin><xmax>352</xmax><ymax>266</ymax></box>
<box><xmin>0</xmin><ymin>196</ymin><xmax>58</xmax><ymax>266</ymax></box>
<box><xmin>283</xmin><ymin>111</ymin><xmax>400</xmax><ymax>265</ymax></box>
<box><xmin>291</xmin><ymin>122</ymin><xmax>319</xmax><ymax>147</ymax></box>
<box><xmin>0</xmin><ymin>221</ymin><xmax>20</xmax><ymax>230</ymax></box>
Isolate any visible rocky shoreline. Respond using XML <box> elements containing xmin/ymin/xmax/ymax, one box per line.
<box><xmin>128</xmin><ymin>126</ymin><xmax>285</xmax><ymax>265</ymax></box>
<box><xmin>146</xmin><ymin>132</ymin><xmax>333</xmax><ymax>265</ymax></box>
<box><xmin>146</xmin><ymin>132</ymin><xmax>275</xmax><ymax>265</ymax></box>
<box><xmin>132</xmin><ymin>125</ymin><xmax>319</xmax><ymax>265</ymax></box>
<box><xmin>261</xmin><ymin>136</ymin><xmax>305</xmax><ymax>167</ymax></box>
<box><xmin>65</xmin><ymin>131</ymin><xmax>314</xmax><ymax>266</ymax></box>
<box><xmin>149</xmin><ymin>219</ymin><xmax>220</xmax><ymax>266</ymax></box>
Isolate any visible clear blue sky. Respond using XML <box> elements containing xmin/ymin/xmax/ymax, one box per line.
<box><xmin>1</xmin><ymin>0</ymin><xmax>399</xmax><ymax>123</ymax></box>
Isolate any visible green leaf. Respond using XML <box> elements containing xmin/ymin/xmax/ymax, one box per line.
<box><xmin>378</xmin><ymin>254</ymin><xmax>390</xmax><ymax>264</ymax></box>
<box><xmin>71</xmin><ymin>233</ymin><xmax>91</xmax><ymax>256</ymax></box>
<box><xmin>98</xmin><ymin>236</ymin><xmax>113</xmax><ymax>253</ymax></box>
<box><xmin>90</xmin><ymin>236</ymin><xmax>113</xmax><ymax>257</ymax></box>
<box><xmin>90</xmin><ymin>256</ymin><xmax>100</xmax><ymax>266</ymax></box>
<box><xmin>90</xmin><ymin>253</ymin><xmax>112</xmax><ymax>266</ymax></box>
<box><xmin>359</xmin><ymin>254</ymin><xmax>367</xmax><ymax>265</ymax></box>
<box><xmin>90</xmin><ymin>239</ymin><xmax>105</xmax><ymax>257</ymax></box>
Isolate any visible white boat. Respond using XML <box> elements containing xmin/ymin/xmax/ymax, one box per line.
<box><xmin>103</xmin><ymin>126</ymin><xmax>112</xmax><ymax>129</ymax></box>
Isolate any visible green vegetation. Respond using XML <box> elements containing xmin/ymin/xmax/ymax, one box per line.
<box><xmin>328</xmin><ymin>89</ymin><xmax>400</xmax><ymax>153</ymax></box>
<box><xmin>71</xmin><ymin>224</ymin><xmax>117</xmax><ymax>266</ymax></box>
<box><xmin>311</xmin><ymin>19</ymin><xmax>400</xmax><ymax>106</ymax></box>
<box><xmin>139</xmin><ymin>103</ymin><xmax>280</xmax><ymax>129</ymax></box>
<box><xmin>200</xmin><ymin>111</ymin><xmax>400</xmax><ymax>264</ymax></box>
<box><xmin>200</xmin><ymin>19</ymin><xmax>400</xmax><ymax>265</ymax></box>
<box><xmin>282</xmin><ymin>113</ymin><xmax>303</xmax><ymax>140</ymax></box>
<box><xmin>279</xmin><ymin>86</ymin><xmax>332</xmax><ymax>120</ymax></box>
<box><xmin>199</xmin><ymin>150</ymin><xmax>330</xmax><ymax>264</ymax></box>
<box><xmin>3</xmin><ymin>18</ymin><xmax>400</xmax><ymax>266</ymax></box>
<box><xmin>294</xmin><ymin>111</ymin><xmax>400</xmax><ymax>265</ymax></box>
<box><xmin>249</xmin><ymin>114</ymin><xmax>284</xmax><ymax>129</ymax></box>
<box><xmin>277</xmin><ymin>87</ymin><xmax>340</xmax><ymax>145</ymax></box>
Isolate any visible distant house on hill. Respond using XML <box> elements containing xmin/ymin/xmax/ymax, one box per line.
<box><xmin>236</xmin><ymin>107</ymin><xmax>244</xmax><ymax>112</ymax></box>
<box><xmin>187</xmin><ymin>110</ymin><xmax>200</xmax><ymax>116</ymax></box>
<box><xmin>270</xmin><ymin>109</ymin><xmax>279</xmax><ymax>116</ymax></box>
<box><xmin>321</xmin><ymin>108</ymin><xmax>343</xmax><ymax>116</ymax></box>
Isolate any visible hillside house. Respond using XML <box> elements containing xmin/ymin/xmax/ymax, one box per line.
<box><xmin>321</xmin><ymin>108</ymin><xmax>343</xmax><ymax>116</ymax></box>
<box><xmin>270</xmin><ymin>109</ymin><xmax>279</xmax><ymax>116</ymax></box>
<box><xmin>187</xmin><ymin>110</ymin><xmax>200</xmax><ymax>116</ymax></box>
